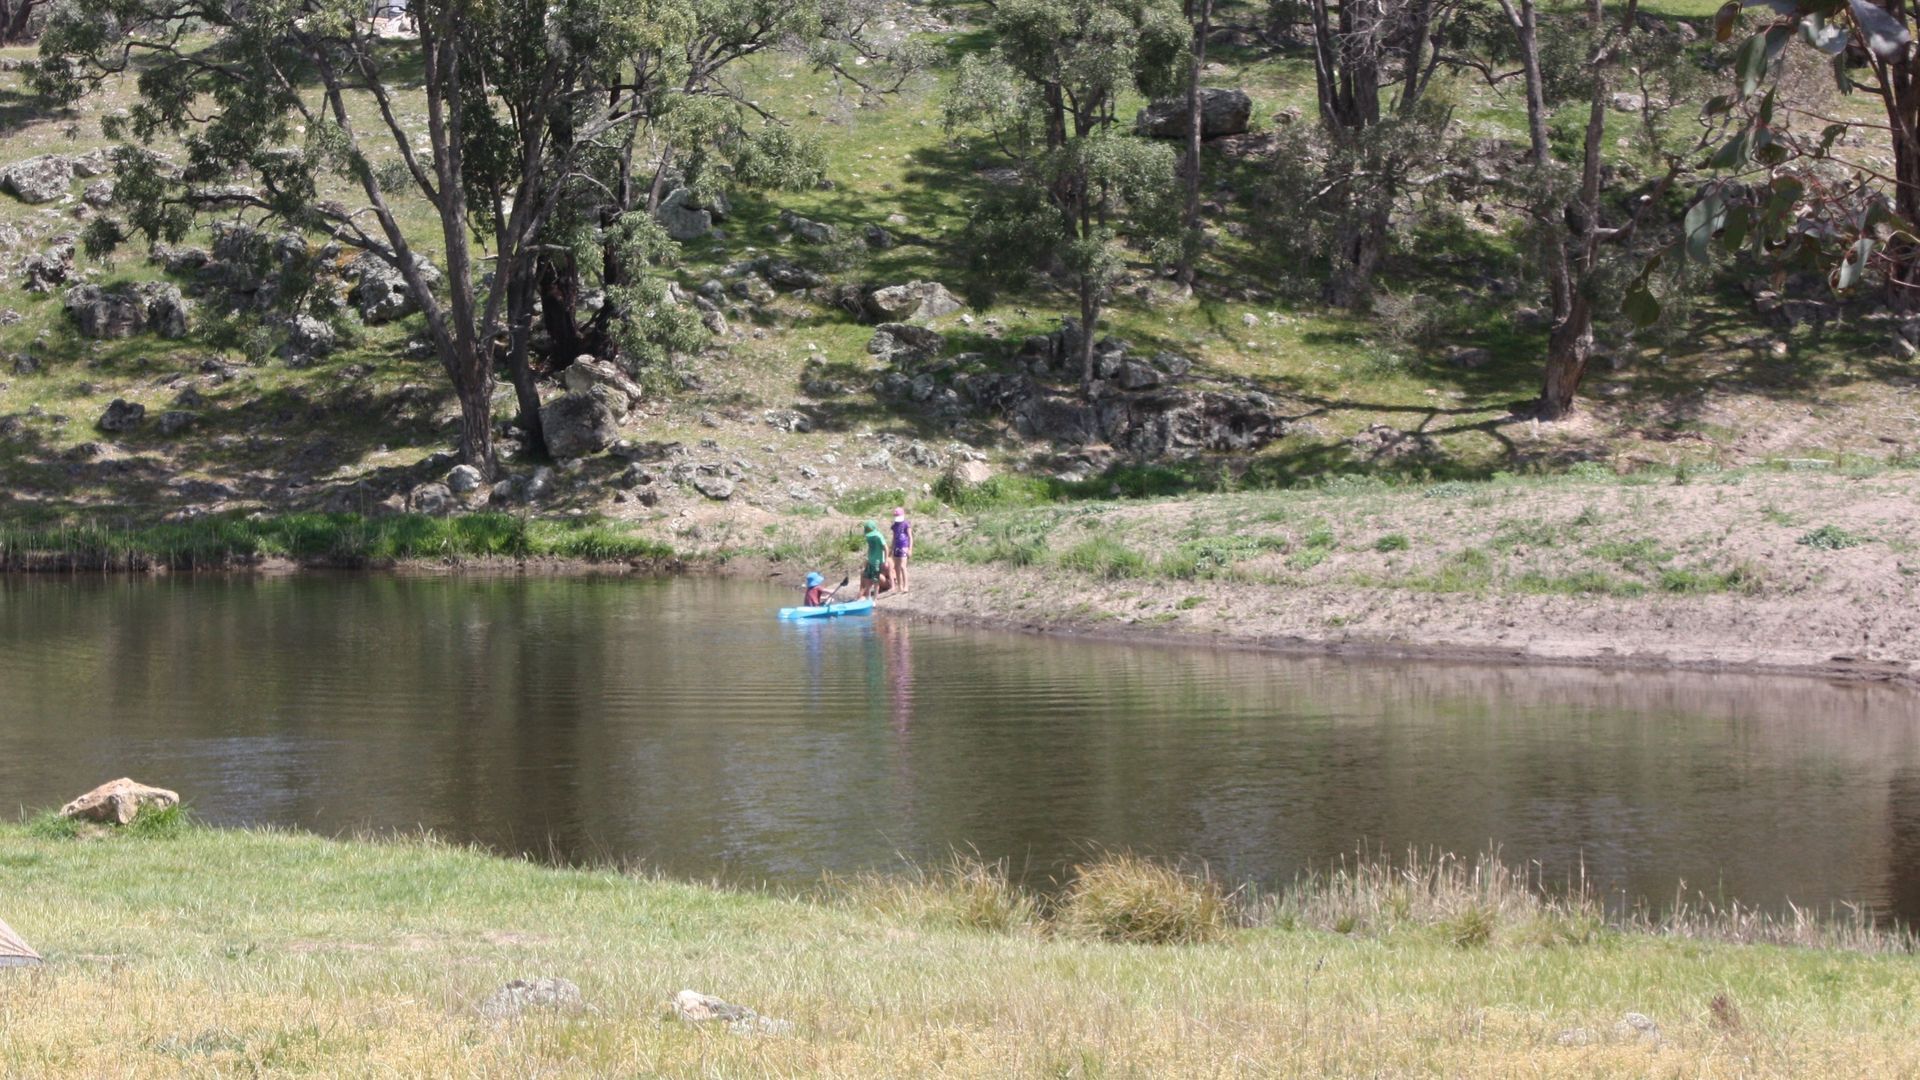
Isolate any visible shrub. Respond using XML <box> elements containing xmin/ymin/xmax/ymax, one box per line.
<box><xmin>1057</xmin><ymin>853</ymin><xmax>1232</xmax><ymax>945</ymax></box>
<box><xmin>934</xmin><ymin>473</ymin><xmax>1055</xmax><ymax>511</ymax></box>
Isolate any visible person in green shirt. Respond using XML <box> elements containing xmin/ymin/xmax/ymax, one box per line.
<box><xmin>860</xmin><ymin>520</ymin><xmax>891</xmax><ymax>598</ymax></box>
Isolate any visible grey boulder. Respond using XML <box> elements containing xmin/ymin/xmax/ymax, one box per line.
<box><xmin>96</xmin><ymin>399</ymin><xmax>146</xmax><ymax>433</ymax></box>
<box><xmin>867</xmin><ymin>323</ymin><xmax>945</xmax><ymax>367</ymax></box>
<box><xmin>778</xmin><ymin>210</ymin><xmax>836</xmax><ymax>244</ymax></box>
<box><xmin>1135</xmin><ymin>88</ymin><xmax>1253</xmax><ymax>140</ymax></box>
<box><xmin>64</xmin><ymin>282</ymin><xmax>190</xmax><ymax>339</ymax></box>
<box><xmin>0</xmin><ymin>156</ymin><xmax>74</xmax><ymax>204</ymax></box>
<box><xmin>540</xmin><ymin>392</ymin><xmax>620</xmax><ymax>460</ymax></box>
<box><xmin>656</xmin><ymin>187</ymin><xmax>713</xmax><ymax>242</ymax></box>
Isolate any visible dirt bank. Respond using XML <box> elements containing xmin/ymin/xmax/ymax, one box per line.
<box><xmin>741</xmin><ymin>469</ymin><xmax>1920</xmax><ymax>688</ymax></box>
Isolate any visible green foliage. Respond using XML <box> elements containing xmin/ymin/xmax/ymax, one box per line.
<box><xmin>1797</xmin><ymin>524</ymin><xmax>1866</xmax><ymax>551</ymax></box>
<box><xmin>28</xmin><ymin>803</ymin><xmax>192</xmax><ymax>840</ymax></box>
<box><xmin>1373</xmin><ymin>533</ymin><xmax>1410</xmax><ymax>553</ymax></box>
<box><xmin>1058</xmin><ymin>535</ymin><xmax>1148</xmax><ymax>578</ymax></box>
<box><xmin>944</xmin><ymin>0</ymin><xmax>1186</xmax><ymax>355</ymax></box>
<box><xmin>933</xmin><ymin>473</ymin><xmax>1057</xmax><ymax>511</ymax></box>
<box><xmin>0</xmin><ymin>514</ymin><xmax>674</xmax><ymax>571</ymax></box>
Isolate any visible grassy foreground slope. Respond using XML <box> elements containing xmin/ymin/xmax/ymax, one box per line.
<box><xmin>2</xmin><ymin>822</ymin><xmax>1919</xmax><ymax>1077</ymax></box>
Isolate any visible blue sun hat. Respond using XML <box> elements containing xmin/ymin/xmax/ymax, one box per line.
<box><xmin>805</xmin><ymin>572</ymin><xmax>823</xmax><ymax>587</ymax></box>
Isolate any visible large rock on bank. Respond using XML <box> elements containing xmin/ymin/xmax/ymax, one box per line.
<box><xmin>1135</xmin><ymin>88</ymin><xmax>1253</xmax><ymax>140</ymax></box>
<box><xmin>59</xmin><ymin>778</ymin><xmax>180</xmax><ymax>825</ymax></box>
<box><xmin>540</xmin><ymin>391</ymin><xmax>620</xmax><ymax>459</ymax></box>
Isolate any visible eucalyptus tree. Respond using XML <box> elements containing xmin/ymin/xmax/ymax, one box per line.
<box><xmin>35</xmin><ymin>0</ymin><xmax>688</xmax><ymax>474</ymax></box>
<box><xmin>1498</xmin><ymin>0</ymin><xmax>1699</xmax><ymax>418</ymax></box>
<box><xmin>0</xmin><ymin>0</ymin><xmax>40</xmax><ymax>45</ymax></box>
<box><xmin>1305</xmin><ymin>0</ymin><xmax>1465</xmax><ymax>308</ymax></box>
<box><xmin>945</xmin><ymin>0</ymin><xmax>1190</xmax><ymax>394</ymax></box>
<box><xmin>1672</xmin><ymin>0</ymin><xmax>1920</xmax><ymax>311</ymax></box>
<box><xmin>35</xmin><ymin>0</ymin><xmax>912</xmax><ymax>468</ymax></box>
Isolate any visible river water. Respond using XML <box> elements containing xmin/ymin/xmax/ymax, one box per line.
<box><xmin>3</xmin><ymin>574</ymin><xmax>1918</xmax><ymax>920</ymax></box>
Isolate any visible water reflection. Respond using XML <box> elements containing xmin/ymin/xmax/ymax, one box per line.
<box><xmin>1</xmin><ymin>574</ymin><xmax>1918</xmax><ymax>919</ymax></box>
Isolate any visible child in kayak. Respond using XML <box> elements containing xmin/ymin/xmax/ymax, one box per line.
<box><xmin>860</xmin><ymin>520</ymin><xmax>891</xmax><ymax>598</ymax></box>
<box><xmin>802</xmin><ymin>572</ymin><xmax>829</xmax><ymax>607</ymax></box>
<box><xmin>890</xmin><ymin>507</ymin><xmax>913</xmax><ymax>595</ymax></box>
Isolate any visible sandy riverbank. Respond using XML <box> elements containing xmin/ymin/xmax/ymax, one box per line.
<box><xmin>736</xmin><ymin>468</ymin><xmax>1920</xmax><ymax>688</ymax></box>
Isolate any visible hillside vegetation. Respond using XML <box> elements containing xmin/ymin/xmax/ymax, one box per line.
<box><xmin>0</xmin><ymin>0</ymin><xmax>1913</xmax><ymax>537</ymax></box>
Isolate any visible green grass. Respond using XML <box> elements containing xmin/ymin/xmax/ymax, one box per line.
<box><xmin>0</xmin><ymin>513</ymin><xmax>677</xmax><ymax>570</ymax></box>
<box><xmin>1797</xmin><ymin>524</ymin><xmax>1867</xmax><ymax>551</ymax></box>
<box><xmin>1056</xmin><ymin>535</ymin><xmax>1148</xmax><ymax>579</ymax></box>
<box><xmin>2</xmin><ymin>822</ymin><xmax>1917</xmax><ymax>1075</ymax></box>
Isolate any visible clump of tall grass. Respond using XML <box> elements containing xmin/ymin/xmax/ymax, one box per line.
<box><xmin>827</xmin><ymin>853</ymin><xmax>1037</xmax><ymax>933</ymax></box>
<box><xmin>1262</xmin><ymin>847</ymin><xmax>1916</xmax><ymax>954</ymax></box>
<box><xmin>1057</xmin><ymin>536</ymin><xmax>1147</xmax><ymax>579</ymax></box>
<box><xmin>1264</xmin><ymin>848</ymin><xmax>1598</xmax><ymax>949</ymax></box>
<box><xmin>1056</xmin><ymin>853</ymin><xmax>1233</xmax><ymax>945</ymax></box>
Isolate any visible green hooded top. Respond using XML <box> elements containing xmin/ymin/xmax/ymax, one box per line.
<box><xmin>863</xmin><ymin>521</ymin><xmax>886</xmax><ymax>573</ymax></box>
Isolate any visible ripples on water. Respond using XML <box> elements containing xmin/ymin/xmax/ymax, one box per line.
<box><xmin>2</xmin><ymin>574</ymin><xmax>1918</xmax><ymax>919</ymax></box>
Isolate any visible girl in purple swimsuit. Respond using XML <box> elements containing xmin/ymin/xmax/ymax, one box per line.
<box><xmin>890</xmin><ymin>507</ymin><xmax>913</xmax><ymax>595</ymax></box>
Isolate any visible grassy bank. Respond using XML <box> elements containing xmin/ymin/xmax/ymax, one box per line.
<box><xmin>0</xmin><ymin>512</ymin><xmax>676</xmax><ymax>571</ymax></box>
<box><xmin>2</xmin><ymin>820</ymin><xmax>1917</xmax><ymax>1076</ymax></box>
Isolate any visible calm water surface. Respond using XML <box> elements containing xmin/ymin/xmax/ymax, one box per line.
<box><xmin>4</xmin><ymin>574</ymin><xmax>1919</xmax><ymax>919</ymax></box>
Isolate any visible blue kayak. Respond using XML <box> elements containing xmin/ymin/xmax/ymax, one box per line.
<box><xmin>777</xmin><ymin>598</ymin><xmax>875</xmax><ymax>620</ymax></box>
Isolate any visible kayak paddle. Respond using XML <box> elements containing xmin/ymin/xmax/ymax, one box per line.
<box><xmin>818</xmin><ymin>575</ymin><xmax>851</xmax><ymax>606</ymax></box>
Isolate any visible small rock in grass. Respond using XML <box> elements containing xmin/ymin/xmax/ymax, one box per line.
<box><xmin>670</xmin><ymin>989</ymin><xmax>793</xmax><ymax>1036</ymax></box>
<box><xmin>96</xmin><ymin>399</ymin><xmax>145</xmax><ymax>433</ymax></box>
<box><xmin>477</xmin><ymin>977</ymin><xmax>584</xmax><ymax>1023</ymax></box>
<box><xmin>1614</xmin><ymin>1012</ymin><xmax>1662</xmax><ymax>1044</ymax></box>
<box><xmin>59</xmin><ymin>778</ymin><xmax>180</xmax><ymax>825</ymax></box>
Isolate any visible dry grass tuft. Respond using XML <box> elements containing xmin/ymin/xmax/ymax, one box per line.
<box><xmin>1263</xmin><ymin>847</ymin><xmax>1916</xmax><ymax>954</ymax></box>
<box><xmin>827</xmin><ymin>852</ymin><xmax>1037</xmax><ymax>933</ymax></box>
<box><xmin>1056</xmin><ymin>852</ymin><xmax>1233</xmax><ymax>945</ymax></box>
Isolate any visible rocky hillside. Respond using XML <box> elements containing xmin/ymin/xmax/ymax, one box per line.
<box><xmin>0</xmin><ymin>3</ymin><xmax>1915</xmax><ymax>533</ymax></box>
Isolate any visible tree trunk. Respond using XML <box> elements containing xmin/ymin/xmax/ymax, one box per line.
<box><xmin>1886</xmin><ymin>76</ymin><xmax>1920</xmax><ymax>312</ymax></box>
<box><xmin>1</xmin><ymin>0</ymin><xmax>35</xmax><ymax>44</ymax></box>
<box><xmin>1177</xmin><ymin>0</ymin><xmax>1212</xmax><ymax>289</ymax></box>
<box><xmin>422</xmin><ymin>15</ymin><xmax>495</xmax><ymax>477</ymax></box>
<box><xmin>1535</xmin><ymin>0</ymin><xmax>1607</xmax><ymax>419</ymax></box>
<box><xmin>504</xmin><ymin>265</ymin><xmax>548</xmax><ymax>460</ymax></box>
<box><xmin>453</xmin><ymin>367</ymin><xmax>495</xmax><ymax>471</ymax></box>
<box><xmin>1538</xmin><ymin>294</ymin><xmax>1593</xmax><ymax>418</ymax></box>
<box><xmin>1323</xmin><ymin>200</ymin><xmax>1389</xmax><ymax>308</ymax></box>
<box><xmin>1079</xmin><ymin>283</ymin><xmax>1100</xmax><ymax>396</ymax></box>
